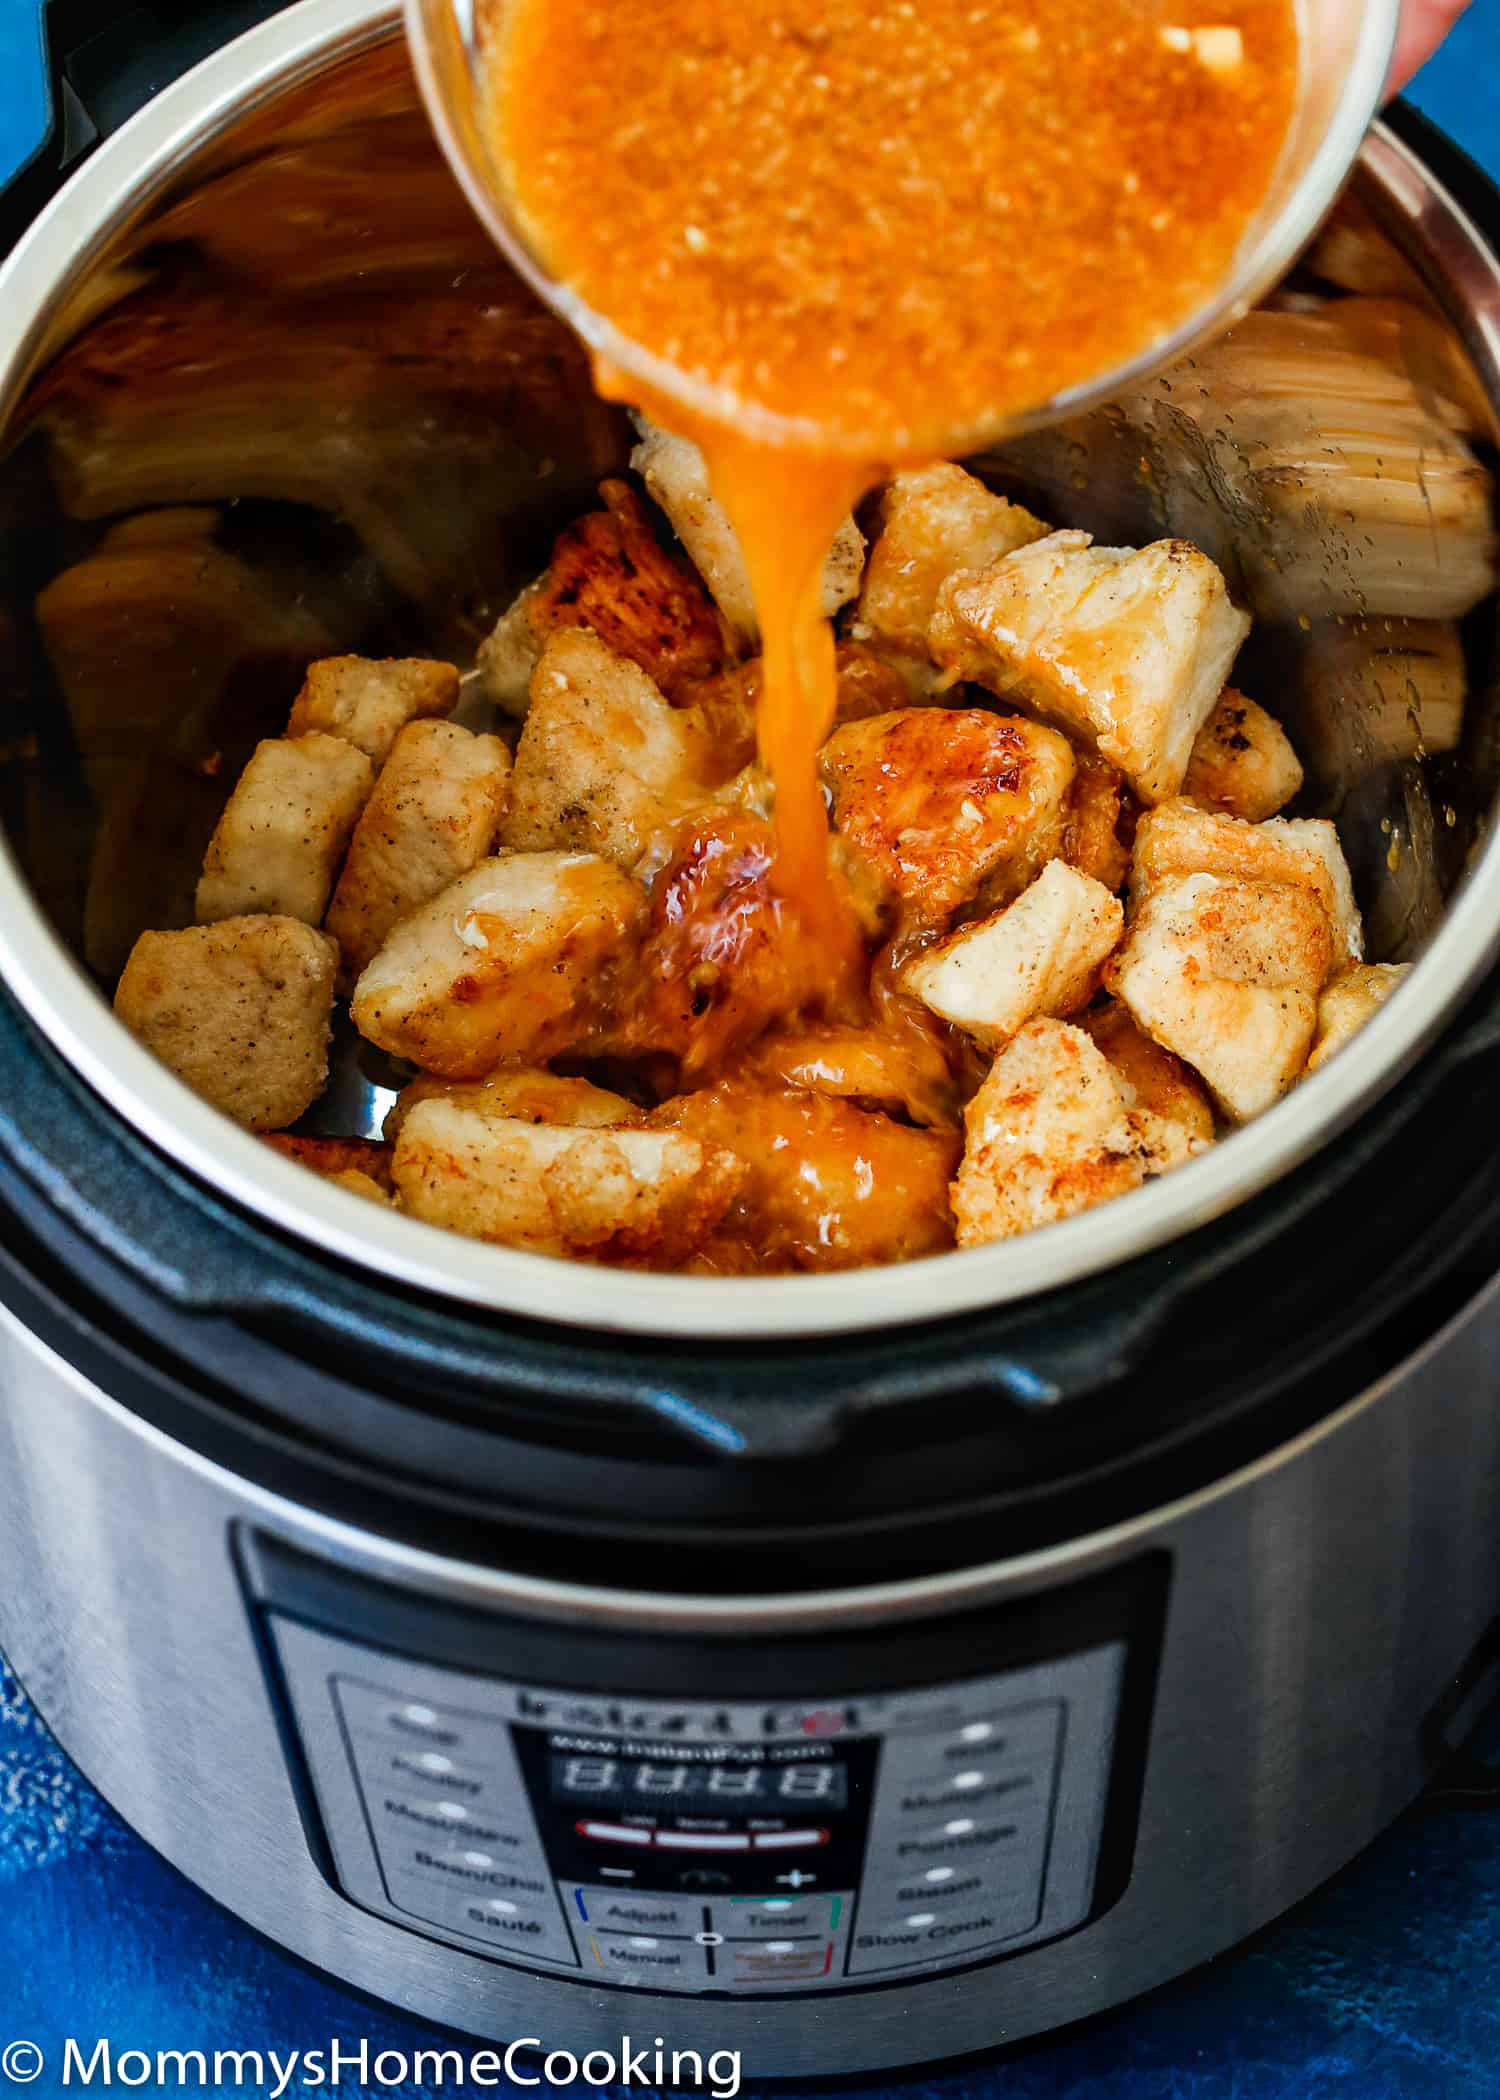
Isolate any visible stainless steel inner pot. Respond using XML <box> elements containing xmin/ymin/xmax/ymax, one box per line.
<box><xmin>0</xmin><ymin>0</ymin><xmax>1498</xmax><ymax>1341</ymax></box>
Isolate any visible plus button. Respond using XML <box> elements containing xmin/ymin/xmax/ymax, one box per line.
<box><xmin>774</xmin><ymin>1869</ymin><xmax>817</xmax><ymax>1889</ymax></box>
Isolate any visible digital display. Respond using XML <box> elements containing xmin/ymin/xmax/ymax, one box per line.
<box><xmin>550</xmin><ymin>1755</ymin><xmax>848</xmax><ymax>1812</ymax></box>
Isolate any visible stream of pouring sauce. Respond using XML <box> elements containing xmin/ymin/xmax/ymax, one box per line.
<box><xmin>482</xmin><ymin>0</ymin><xmax>1298</xmax><ymax>970</ymax></box>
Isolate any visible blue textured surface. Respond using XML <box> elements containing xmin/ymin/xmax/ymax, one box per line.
<box><xmin>1</xmin><ymin>1</ymin><xmax>1500</xmax><ymax>2093</ymax></box>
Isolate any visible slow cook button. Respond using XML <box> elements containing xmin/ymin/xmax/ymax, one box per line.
<box><xmin>846</xmin><ymin>1904</ymin><xmax>1032</xmax><ymax>1974</ymax></box>
<box><xmin>570</xmin><ymin>1888</ymin><xmax>700</xmax><ymax>1934</ymax></box>
<box><xmin>590</xmin><ymin>1933</ymin><xmax>708</xmax><ymax>1984</ymax></box>
<box><xmin>724</xmin><ymin>1941</ymin><xmax>833</xmax><ymax>1986</ymax></box>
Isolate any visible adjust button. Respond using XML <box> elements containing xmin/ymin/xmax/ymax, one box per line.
<box><xmin>569</xmin><ymin>1887</ymin><xmax>700</xmax><ymax>1935</ymax></box>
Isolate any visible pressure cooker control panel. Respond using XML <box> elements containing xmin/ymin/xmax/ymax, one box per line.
<box><xmin>268</xmin><ymin>1614</ymin><xmax>1126</xmax><ymax>1993</ymax></box>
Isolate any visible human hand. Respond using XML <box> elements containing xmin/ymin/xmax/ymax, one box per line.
<box><xmin>1387</xmin><ymin>0</ymin><xmax>1471</xmax><ymax>93</ymax></box>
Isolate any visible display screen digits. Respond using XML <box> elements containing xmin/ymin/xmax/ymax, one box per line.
<box><xmin>551</xmin><ymin>1755</ymin><xmax>847</xmax><ymax>1811</ymax></box>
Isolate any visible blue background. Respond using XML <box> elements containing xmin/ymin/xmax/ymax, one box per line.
<box><xmin>2</xmin><ymin>0</ymin><xmax>1500</xmax><ymax>2092</ymax></box>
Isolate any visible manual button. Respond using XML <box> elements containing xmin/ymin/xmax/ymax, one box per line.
<box><xmin>591</xmin><ymin>1932</ymin><xmax>707</xmax><ymax>1983</ymax></box>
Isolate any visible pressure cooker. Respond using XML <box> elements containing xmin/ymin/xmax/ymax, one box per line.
<box><xmin>2</xmin><ymin>0</ymin><xmax>1500</xmax><ymax>2075</ymax></box>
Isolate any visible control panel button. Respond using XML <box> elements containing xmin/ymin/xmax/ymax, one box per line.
<box><xmin>405</xmin><ymin>1847</ymin><xmax>550</xmax><ymax>1897</ymax></box>
<box><xmin>576</xmin><ymin>1821</ymin><xmax>655</xmax><ymax>1847</ymax></box>
<box><xmin>751</xmin><ymin>1828</ymin><xmax>828</xmax><ymax>1850</ymax></box>
<box><xmin>570</xmin><ymin>1888</ymin><xmax>700</xmax><ymax>1934</ymax></box>
<box><xmin>654</xmin><ymin>1830</ymin><xmax>750</xmax><ymax>1852</ymax></box>
<box><xmin>845</xmin><ymin>1892</ymin><xmax>1040</xmax><ymax>1975</ymax></box>
<box><xmin>725</xmin><ymin>1940</ymin><xmax>834</xmax><ymax>1986</ymax></box>
<box><xmin>378</xmin><ymin>1797</ymin><xmax>514</xmax><ymax>1844</ymax></box>
<box><xmin>720</xmin><ymin>1896</ymin><xmax>834</xmax><ymax>1935</ymax></box>
<box><xmin>587</xmin><ymin>1931</ymin><xmax>709</xmax><ymax>1985</ymax></box>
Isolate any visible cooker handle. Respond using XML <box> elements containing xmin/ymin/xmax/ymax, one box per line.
<box><xmin>1</xmin><ymin>0</ymin><xmax>298</xmax><ymax>255</ymax></box>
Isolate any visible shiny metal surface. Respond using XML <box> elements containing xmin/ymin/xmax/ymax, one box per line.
<box><xmin>2</xmin><ymin>1272</ymin><xmax>1499</xmax><ymax>2067</ymax></box>
<box><xmin>0</xmin><ymin>2</ymin><xmax>1497</xmax><ymax>1339</ymax></box>
<box><xmin>406</xmin><ymin>0</ymin><xmax>1400</xmax><ymax>456</ymax></box>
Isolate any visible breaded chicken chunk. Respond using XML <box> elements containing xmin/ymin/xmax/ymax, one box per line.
<box><xmin>351</xmin><ymin>852</ymin><xmax>646</xmax><ymax>1078</ymax></box>
<box><xmin>1130</xmin><ymin>798</ymin><xmax>1363</xmax><ymax>966</ymax></box>
<box><xmin>652</xmin><ymin>1081</ymin><xmax>959</xmax><ymax>1271</ymax></box>
<box><xmin>1183</xmin><ymin>688</ymin><xmax>1304</xmax><ymax>822</ymax></box>
<box><xmin>286</xmin><ymin>655</ymin><xmax>459</xmax><ymax>763</ymax></box>
<box><xmin>735</xmin><ymin>1023</ymin><xmax>960</xmax><ymax>1129</ymax></box>
<box><xmin>477</xmin><ymin>479</ymin><xmax>731</xmax><ymax>712</ymax></box>
<box><xmin>392</xmin><ymin>1100</ymin><xmax>741</xmax><ymax>1262</ymax></box>
<box><xmin>856</xmin><ymin>464</ymin><xmax>1048</xmax><ymax>661</ymax></box>
<box><xmin>821</xmin><ymin>708</ymin><xmax>1076</xmax><ymax>924</ymax></box>
<box><xmin>325</xmin><ymin>720</ymin><xmax>511</xmax><ymax>982</ymax></box>
<box><xmin>1108</xmin><ymin>872</ymin><xmax>1333</xmax><ymax>1121</ymax></box>
<box><xmin>196</xmin><ymin>733</ymin><xmax>373</xmax><ymax>926</ymax></box>
<box><xmin>505</xmin><ymin>629</ymin><xmax>722</xmax><ymax>866</ymax></box>
<box><xmin>265</xmin><ymin>1133</ymin><xmax>394</xmax><ymax>1188</ymax></box>
<box><xmin>952</xmin><ymin>1018</ymin><xmax>1147</xmax><ymax>1246</ymax></box>
<box><xmin>1061</xmin><ymin>755</ymin><xmax>1132</xmax><ymax>893</ymax></box>
<box><xmin>1306</xmin><ymin>963</ymin><xmax>1412</xmax><ymax>1074</ymax></box>
<box><xmin>930</xmin><ymin>531</ymin><xmax>1251</xmax><ymax>804</ymax></box>
<box><xmin>631</xmin><ymin>416</ymin><xmax>865</xmax><ymax>640</ymax></box>
<box><xmin>1081</xmin><ymin>1002</ymin><xmax>1216</xmax><ymax>1143</ymax></box>
<box><xmin>477</xmin><ymin>578</ymin><xmax>548</xmax><ymax>717</ymax></box>
<box><xmin>115</xmin><ymin>915</ymin><xmax>337</xmax><ymax>1131</ymax></box>
<box><xmin>902</xmin><ymin>860</ymin><xmax>1123</xmax><ymax>1049</ymax></box>
<box><xmin>385</xmin><ymin>1067</ymin><xmax>637</xmax><ymax>1143</ymax></box>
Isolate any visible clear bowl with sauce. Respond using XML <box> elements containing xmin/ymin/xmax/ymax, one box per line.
<box><xmin>407</xmin><ymin>0</ymin><xmax>1401</xmax><ymax>457</ymax></box>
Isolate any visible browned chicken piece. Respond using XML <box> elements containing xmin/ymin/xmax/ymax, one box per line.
<box><xmin>1182</xmin><ymin>688</ymin><xmax>1304</xmax><ymax>822</ymax></box>
<box><xmin>265</xmin><ymin>1134</ymin><xmax>395</xmax><ymax>1189</ymax></box>
<box><xmin>620</xmin><ymin>808</ymin><xmax>863</xmax><ymax>1083</ymax></box>
<box><xmin>286</xmin><ymin>655</ymin><xmax>459</xmax><ymax>765</ymax></box>
<box><xmin>1130</xmin><ymin>798</ymin><xmax>1362</xmax><ymax>966</ymax></box>
<box><xmin>505</xmin><ymin>630</ymin><xmax>725</xmax><ymax>866</ymax></box>
<box><xmin>821</xmin><ymin>708</ymin><xmax>1076</xmax><ymax>926</ymax></box>
<box><xmin>735</xmin><ymin>1022</ymin><xmax>960</xmax><ymax>1128</ymax></box>
<box><xmin>652</xmin><ymin>1081</ymin><xmax>959</xmax><ymax>1272</ymax></box>
<box><xmin>1081</xmin><ymin>1002</ymin><xmax>1216</xmax><ymax>1142</ymax></box>
<box><xmin>952</xmin><ymin>1018</ymin><xmax>1148</xmax><ymax>1247</ymax></box>
<box><xmin>1107</xmin><ymin>872</ymin><xmax>1334</xmax><ymax>1121</ymax></box>
<box><xmin>392</xmin><ymin>1100</ymin><xmax>741</xmax><ymax>1262</ymax></box>
<box><xmin>115</xmin><ymin>916</ymin><xmax>337</xmax><ymax>1132</ymax></box>
<box><xmin>520</xmin><ymin>478</ymin><xmax>734</xmax><ymax>702</ymax></box>
<box><xmin>196</xmin><ymin>733</ymin><xmax>373</xmax><ymax>926</ymax></box>
<box><xmin>1062</xmin><ymin>754</ymin><xmax>1133</xmax><ymax>893</ymax></box>
<box><xmin>384</xmin><ymin>1067</ymin><xmax>638</xmax><ymax>1143</ymax></box>
<box><xmin>351</xmin><ymin>852</ymin><xmax>647</xmax><ymax>1078</ymax></box>
<box><xmin>324</xmin><ymin>720</ymin><xmax>512</xmax><ymax>983</ymax></box>
<box><xmin>631</xmin><ymin>416</ymin><xmax>865</xmax><ymax>641</ymax></box>
<box><xmin>854</xmin><ymin>464</ymin><xmax>1049</xmax><ymax>670</ymax></box>
<box><xmin>1306</xmin><ymin>963</ymin><xmax>1412</xmax><ymax>1074</ymax></box>
<box><xmin>902</xmin><ymin>860</ymin><xmax>1123</xmax><ymax>1050</ymax></box>
<box><xmin>930</xmin><ymin>531</ymin><xmax>1251</xmax><ymax>804</ymax></box>
<box><xmin>676</xmin><ymin>642</ymin><xmax>912</xmax><ymax>783</ymax></box>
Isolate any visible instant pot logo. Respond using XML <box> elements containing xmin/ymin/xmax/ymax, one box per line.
<box><xmin>515</xmin><ymin>1690</ymin><xmax>862</xmax><ymax>1739</ymax></box>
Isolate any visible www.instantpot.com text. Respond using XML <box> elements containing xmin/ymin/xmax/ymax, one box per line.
<box><xmin>0</xmin><ymin>2036</ymin><xmax>743</xmax><ymax>2096</ymax></box>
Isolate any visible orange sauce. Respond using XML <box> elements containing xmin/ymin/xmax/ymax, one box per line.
<box><xmin>480</xmin><ymin>0</ymin><xmax>1298</xmax><ymax>1031</ymax></box>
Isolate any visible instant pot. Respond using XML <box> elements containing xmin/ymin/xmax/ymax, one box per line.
<box><xmin>2</xmin><ymin>0</ymin><xmax>1500</xmax><ymax>2075</ymax></box>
